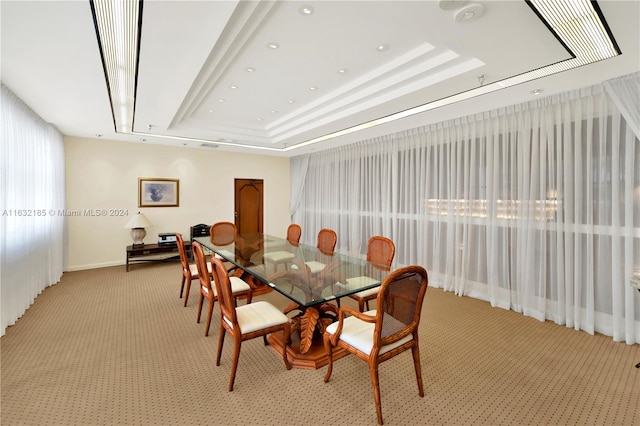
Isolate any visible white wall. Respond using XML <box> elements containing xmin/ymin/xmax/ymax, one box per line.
<box><xmin>64</xmin><ymin>136</ymin><xmax>290</xmax><ymax>271</ymax></box>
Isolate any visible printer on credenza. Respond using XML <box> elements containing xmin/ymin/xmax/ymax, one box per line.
<box><xmin>158</xmin><ymin>232</ymin><xmax>178</xmax><ymax>246</ymax></box>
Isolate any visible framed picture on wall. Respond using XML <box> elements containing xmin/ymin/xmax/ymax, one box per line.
<box><xmin>138</xmin><ymin>178</ymin><xmax>179</xmax><ymax>207</ymax></box>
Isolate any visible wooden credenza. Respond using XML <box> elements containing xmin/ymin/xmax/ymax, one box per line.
<box><xmin>125</xmin><ymin>242</ymin><xmax>191</xmax><ymax>271</ymax></box>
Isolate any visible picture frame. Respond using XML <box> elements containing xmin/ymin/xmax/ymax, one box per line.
<box><xmin>138</xmin><ymin>178</ymin><xmax>179</xmax><ymax>207</ymax></box>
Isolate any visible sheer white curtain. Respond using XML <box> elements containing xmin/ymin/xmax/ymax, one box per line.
<box><xmin>1</xmin><ymin>84</ymin><xmax>65</xmax><ymax>336</ymax></box>
<box><xmin>290</xmin><ymin>153</ymin><xmax>310</xmax><ymax>221</ymax></box>
<box><xmin>292</xmin><ymin>72</ymin><xmax>640</xmax><ymax>344</ymax></box>
<box><xmin>604</xmin><ymin>72</ymin><xmax>640</xmax><ymax>140</ymax></box>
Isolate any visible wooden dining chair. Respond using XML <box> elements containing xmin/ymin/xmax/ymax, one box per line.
<box><xmin>323</xmin><ymin>265</ymin><xmax>428</xmax><ymax>425</ymax></box>
<box><xmin>348</xmin><ymin>236</ymin><xmax>396</xmax><ymax>311</ymax></box>
<box><xmin>263</xmin><ymin>224</ymin><xmax>302</xmax><ymax>273</ymax></box>
<box><xmin>317</xmin><ymin>228</ymin><xmax>337</xmax><ymax>254</ymax></box>
<box><xmin>286</xmin><ymin>223</ymin><xmax>302</xmax><ymax>245</ymax></box>
<box><xmin>210</xmin><ymin>256</ymin><xmax>292</xmax><ymax>391</ymax></box>
<box><xmin>210</xmin><ymin>221</ymin><xmax>237</xmax><ymax>246</ymax></box>
<box><xmin>176</xmin><ymin>232</ymin><xmax>209</xmax><ymax>307</ymax></box>
<box><xmin>192</xmin><ymin>241</ymin><xmax>253</xmax><ymax>337</ymax></box>
<box><xmin>209</xmin><ymin>221</ymin><xmax>240</xmax><ymax>271</ymax></box>
<box><xmin>304</xmin><ymin>228</ymin><xmax>337</xmax><ymax>275</ymax></box>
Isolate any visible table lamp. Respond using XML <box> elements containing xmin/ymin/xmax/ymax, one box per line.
<box><xmin>125</xmin><ymin>212</ymin><xmax>153</xmax><ymax>247</ymax></box>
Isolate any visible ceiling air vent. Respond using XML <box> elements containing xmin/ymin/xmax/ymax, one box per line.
<box><xmin>200</xmin><ymin>143</ymin><xmax>218</xmax><ymax>148</ymax></box>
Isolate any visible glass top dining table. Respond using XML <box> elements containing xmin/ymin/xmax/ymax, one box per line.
<box><xmin>193</xmin><ymin>233</ymin><xmax>392</xmax><ymax>308</ymax></box>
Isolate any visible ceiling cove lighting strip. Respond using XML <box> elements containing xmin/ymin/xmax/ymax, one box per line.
<box><xmin>94</xmin><ymin>0</ymin><xmax>619</xmax><ymax>152</ymax></box>
<box><xmin>129</xmin><ymin>131</ymin><xmax>284</xmax><ymax>152</ymax></box>
<box><xmin>90</xmin><ymin>0</ymin><xmax>142</xmax><ymax>133</ymax></box>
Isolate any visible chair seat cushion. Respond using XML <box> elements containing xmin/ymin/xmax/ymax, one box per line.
<box><xmin>189</xmin><ymin>262</ymin><xmax>212</xmax><ymax>277</ymax></box>
<box><xmin>305</xmin><ymin>261</ymin><xmax>326</xmax><ymax>274</ymax></box>
<box><xmin>352</xmin><ymin>287</ymin><xmax>379</xmax><ymax>298</ymax></box>
<box><xmin>325</xmin><ymin>310</ymin><xmax>413</xmax><ymax>355</ymax></box>
<box><xmin>229</xmin><ymin>276</ymin><xmax>251</xmax><ymax>293</ymax></box>
<box><xmin>202</xmin><ymin>276</ymin><xmax>250</xmax><ymax>296</ymax></box>
<box><xmin>263</xmin><ymin>251</ymin><xmax>295</xmax><ymax>262</ymax></box>
<box><xmin>346</xmin><ymin>276</ymin><xmax>379</xmax><ymax>298</ymax></box>
<box><xmin>226</xmin><ymin>301</ymin><xmax>289</xmax><ymax>334</ymax></box>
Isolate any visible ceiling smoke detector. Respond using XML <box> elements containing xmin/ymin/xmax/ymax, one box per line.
<box><xmin>454</xmin><ymin>3</ymin><xmax>485</xmax><ymax>23</ymax></box>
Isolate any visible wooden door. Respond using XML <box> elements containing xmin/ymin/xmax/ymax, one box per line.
<box><xmin>234</xmin><ymin>179</ymin><xmax>263</xmax><ymax>235</ymax></box>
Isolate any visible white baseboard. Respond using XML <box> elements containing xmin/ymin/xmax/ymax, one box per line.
<box><xmin>66</xmin><ymin>260</ymin><xmax>123</xmax><ymax>271</ymax></box>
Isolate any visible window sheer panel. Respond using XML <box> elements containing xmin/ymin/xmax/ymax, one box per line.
<box><xmin>290</xmin><ymin>154</ymin><xmax>309</xmax><ymax>221</ymax></box>
<box><xmin>293</xmin><ymin>72</ymin><xmax>640</xmax><ymax>344</ymax></box>
<box><xmin>603</xmin><ymin>72</ymin><xmax>640</xmax><ymax>141</ymax></box>
<box><xmin>1</xmin><ymin>85</ymin><xmax>65</xmax><ymax>336</ymax></box>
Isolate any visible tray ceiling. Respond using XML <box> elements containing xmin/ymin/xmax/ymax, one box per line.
<box><xmin>2</xmin><ymin>1</ymin><xmax>638</xmax><ymax>156</ymax></box>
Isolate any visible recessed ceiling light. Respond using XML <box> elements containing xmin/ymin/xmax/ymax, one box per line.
<box><xmin>531</xmin><ymin>89</ymin><xmax>543</xmax><ymax>95</ymax></box>
<box><xmin>376</xmin><ymin>44</ymin><xmax>389</xmax><ymax>52</ymax></box>
<box><xmin>299</xmin><ymin>5</ymin><xmax>314</xmax><ymax>15</ymax></box>
<box><xmin>267</xmin><ymin>42</ymin><xmax>279</xmax><ymax>49</ymax></box>
<box><xmin>309</xmin><ymin>86</ymin><xmax>317</xmax><ymax>91</ymax></box>
<box><xmin>257</xmin><ymin>118</ymin><xmax>264</xmax><ymax>122</ymax></box>
<box><xmin>287</xmin><ymin>99</ymin><xmax>295</xmax><ymax>104</ymax></box>
<box><xmin>208</xmin><ymin>109</ymin><xmax>214</xmax><ymax>113</ymax></box>
<box><xmin>271</xmin><ymin>110</ymin><xmax>278</xmax><ymax>114</ymax></box>
<box><xmin>229</xmin><ymin>85</ymin><xmax>238</xmax><ymax>89</ymax></box>
<box><xmin>338</xmin><ymin>68</ymin><xmax>348</xmax><ymax>74</ymax></box>
<box><xmin>245</xmin><ymin>67</ymin><xmax>255</xmax><ymax>72</ymax></box>
<box><xmin>217</xmin><ymin>98</ymin><xmax>225</xmax><ymax>102</ymax></box>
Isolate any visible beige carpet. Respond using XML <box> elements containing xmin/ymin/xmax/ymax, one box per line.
<box><xmin>1</xmin><ymin>261</ymin><xmax>638</xmax><ymax>425</ymax></box>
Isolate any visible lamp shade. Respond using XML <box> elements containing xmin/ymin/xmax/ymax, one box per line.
<box><xmin>125</xmin><ymin>212</ymin><xmax>153</xmax><ymax>229</ymax></box>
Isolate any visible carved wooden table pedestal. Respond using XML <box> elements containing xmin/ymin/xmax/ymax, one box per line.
<box><xmin>267</xmin><ymin>328</ymin><xmax>348</xmax><ymax>370</ymax></box>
